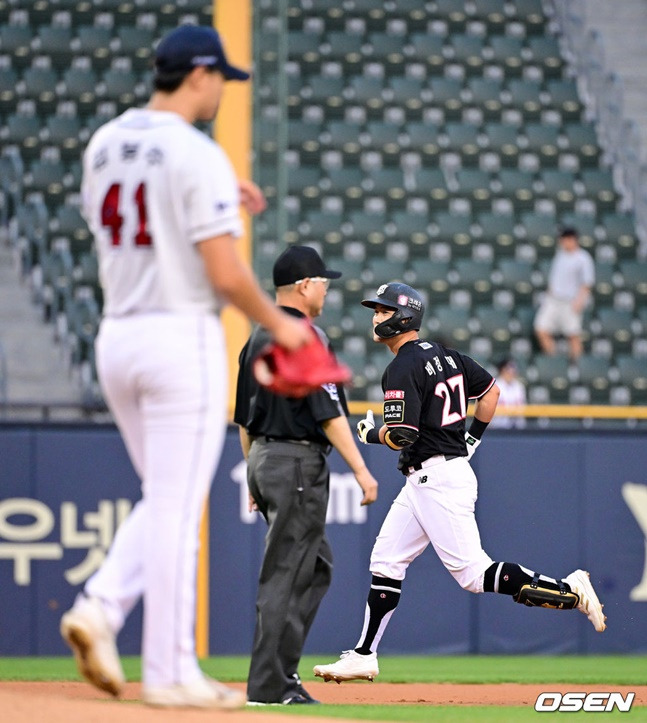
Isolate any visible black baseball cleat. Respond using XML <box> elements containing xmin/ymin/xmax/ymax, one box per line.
<box><xmin>282</xmin><ymin>693</ymin><xmax>320</xmax><ymax>705</ymax></box>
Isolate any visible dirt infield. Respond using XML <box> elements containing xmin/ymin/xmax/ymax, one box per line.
<box><xmin>1</xmin><ymin>681</ymin><xmax>645</xmax><ymax>721</ymax></box>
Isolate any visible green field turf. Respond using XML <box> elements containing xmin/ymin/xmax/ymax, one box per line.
<box><xmin>1</xmin><ymin>656</ymin><xmax>644</xmax><ymax>721</ymax></box>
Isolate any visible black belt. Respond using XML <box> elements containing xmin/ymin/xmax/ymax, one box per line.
<box><xmin>260</xmin><ymin>436</ymin><xmax>331</xmax><ymax>454</ymax></box>
<box><xmin>409</xmin><ymin>454</ymin><xmax>461</xmax><ymax>471</ymax></box>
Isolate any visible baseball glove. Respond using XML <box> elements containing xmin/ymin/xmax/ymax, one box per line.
<box><xmin>253</xmin><ymin>324</ymin><xmax>351</xmax><ymax>398</ymax></box>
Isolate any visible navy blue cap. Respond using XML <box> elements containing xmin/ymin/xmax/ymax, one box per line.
<box><xmin>154</xmin><ymin>25</ymin><xmax>250</xmax><ymax>80</ymax></box>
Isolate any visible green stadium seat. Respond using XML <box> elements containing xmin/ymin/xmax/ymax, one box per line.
<box><xmin>306</xmin><ymin>75</ymin><xmax>345</xmax><ymax>115</ymax></box>
<box><xmin>531</xmin><ymin>353</ymin><xmax>570</xmax><ymax>403</ymax></box>
<box><xmin>0</xmin><ymin>25</ymin><xmax>33</xmax><ymax>69</ymax></box>
<box><xmin>0</xmin><ymin>67</ymin><xmax>18</xmax><ymax>116</ymax></box>
<box><xmin>475</xmin><ymin>306</ymin><xmax>513</xmax><ymax>354</ymax></box>
<box><xmin>304</xmin><ymin>210</ymin><xmax>344</xmax><ymax>247</ymax></box>
<box><xmin>62</xmin><ymin>66</ymin><xmax>100</xmax><ymax>116</ymax></box>
<box><xmin>483</xmin><ymin>122</ymin><xmax>520</xmax><ymax>166</ymax></box>
<box><xmin>591</xmin><ymin>261</ymin><xmax>617</xmax><ymax>307</ymax></box>
<box><xmin>527</xmin><ymin>36</ymin><xmax>564</xmax><ymax>78</ymax></box>
<box><xmin>519</xmin><ymin>211</ymin><xmax>557</xmax><ymax>252</ymax></box>
<box><xmin>509</xmin><ymin>0</ymin><xmax>546</xmax><ymax>35</ymax></box>
<box><xmin>349</xmin><ymin>76</ymin><xmax>385</xmax><ymax>116</ymax></box>
<box><xmin>546</xmin><ymin>79</ymin><xmax>583</xmax><ymax>122</ymax></box>
<box><xmin>426</xmin><ymin>305</ymin><xmax>472</xmax><ymax>351</ymax></box>
<box><xmin>524</xmin><ymin>123</ymin><xmax>561</xmax><ymax>167</ymax></box>
<box><xmin>580</xmin><ymin>169</ymin><xmax>618</xmax><ymax>214</ymax></box>
<box><xmin>367</xmin><ymin>32</ymin><xmax>406</xmax><ymax>71</ymax></box>
<box><xmin>367</xmin><ymin>168</ymin><xmax>406</xmax><ymax>205</ymax></box>
<box><xmin>494</xmin><ymin>168</ymin><xmax>535</xmax><ymax>212</ymax></box>
<box><xmin>287</xmin><ymin>30</ymin><xmax>323</xmax><ymax>74</ymax></box>
<box><xmin>538</xmin><ymin>169</ymin><xmax>577</xmax><ymax>213</ymax></box>
<box><xmin>405</xmin><ymin>259</ymin><xmax>451</xmax><ymax>301</ymax></box>
<box><xmin>477</xmin><ymin>212</ymin><xmax>516</xmax><ymax>255</ymax></box>
<box><xmin>26</xmin><ymin>159</ymin><xmax>68</xmax><ymax>210</ymax></box>
<box><xmin>450</xmin><ymin>34</ymin><xmax>485</xmax><ymax>75</ymax></box>
<box><xmin>365</xmin><ymin>121</ymin><xmax>403</xmax><ymax>164</ymax></box>
<box><xmin>36</xmin><ymin>25</ymin><xmax>75</xmax><ymax>69</ymax></box>
<box><xmin>405</xmin><ymin>122</ymin><xmax>442</xmax><ymax>163</ymax></box>
<box><xmin>615</xmin><ymin>355</ymin><xmax>647</xmax><ymax>405</ymax></box>
<box><xmin>454</xmin><ymin>168</ymin><xmax>492</xmax><ymax>212</ymax></box>
<box><xmin>434</xmin><ymin>0</ymin><xmax>468</xmax><ymax>33</ymax></box>
<box><xmin>5</xmin><ymin>114</ymin><xmax>43</xmax><ymax>162</ymax></box>
<box><xmin>409</xmin><ymin>33</ymin><xmax>446</xmax><ymax>75</ymax></box>
<box><xmin>468</xmin><ymin>0</ymin><xmax>507</xmax><ymax>34</ymax></box>
<box><xmin>52</xmin><ymin>205</ymin><xmax>92</xmax><ymax>260</ymax></box>
<box><xmin>325</xmin><ymin>31</ymin><xmax>364</xmax><ymax>73</ymax></box>
<box><xmin>444</xmin><ymin>122</ymin><xmax>481</xmax><ymax>166</ymax></box>
<box><xmin>388</xmin><ymin>77</ymin><xmax>426</xmax><ymax>120</ymax></box>
<box><xmin>323</xmin><ymin>120</ymin><xmax>362</xmax><ymax>162</ymax></box>
<box><xmin>412</xmin><ymin>168</ymin><xmax>450</xmax><ymax>209</ymax></box>
<box><xmin>40</xmin><ymin>244</ymin><xmax>76</xmax><ymax>324</ymax></box>
<box><xmin>602</xmin><ymin>213</ymin><xmax>638</xmax><ymax>258</ymax></box>
<box><xmin>348</xmin><ymin>210</ymin><xmax>387</xmax><ymax>246</ymax></box>
<box><xmin>468</xmin><ymin>79</ymin><xmax>505</xmax><ymax>121</ymax></box>
<box><xmin>45</xmin><ymin>115</ymin><xmax>84</xmax><ymax>161</ymax></box>
<box><xmin>453</xmin><ymin>259</ymin><xmax>495</xmax><ymax>304</ymax></box>
<box><xmin>390</xmin><ymin>210</ymin><xmax>431</xmax><ymax>247</ymax></box>
<box><xmin>489</xmin><ymin>36</ymin><xmax>524</xmax><ymax>78</ymax></box>
<box><xmin>576</xmin><ymin>354</ymin><xmax>610</xmax><ymax>404</ymax></box>
<box><xmin>22</xmin><ymin>67</ymin><xmax>60</xmax><ymax>115</ymax></box>
<box><xmin>595</xmin><ymin>309</ymin><xmax>634</xmax><ymax>354</ymax></box>
<box><xmin>326</xmin><ymin>167</ymin><xmax>365</xmax><ymax>208</ymax></box>
<box><xmin>76</xmin><ymin>25</ymin><xmax>113</xmax><ymax>70</ymax></box>
<box><xmin>497</xmin><ymin>259</ymin><xmax>535</xmax><ymax>304</ymax></box>
<box><xmin>100</xmin><ymin>68</ymin><xmax>139</xmax><ymax>113</ymax></box>
<box><xmin>433</xmin><ymin>212</ymin><xmax>473</xmax><ymax>257</ymax></box>
<box><xmin>564</xmin><ymin>123</ymin><xmax>601</xmax><ymax>167</ymax></box>
<box><xmin>117</xmin><ymin>26</ymin><xmax>154</xmax><ymax>70</ymax></box>
<box><xmin>507</xmin><ymin>79</ymin><xmax>543</xmax><ymax>120</ymax></box>
<box><xmin>430</xmin><ymin>77</ymin><xmax>463</xmax><ymax>120</ymax></box>
<box><xmin>619</xmin><ymin>261</ymin><xmax>647</xmax><ymax>306</ymax></box>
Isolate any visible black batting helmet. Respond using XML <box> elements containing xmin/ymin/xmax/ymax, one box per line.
<box><xmin>361</xmin><ymin>282</ymin><xmax>425</xmax><ymax>339</ymax></box>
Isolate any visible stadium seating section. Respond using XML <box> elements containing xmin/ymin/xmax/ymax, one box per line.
<box><xmin>1</xmin><ymin>0</ymin><xmax>645</xmax><ymax>405</ymax></box>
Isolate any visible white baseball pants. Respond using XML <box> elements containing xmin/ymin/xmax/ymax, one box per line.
<box><xmin>370</xmin><ymin>456</ymin><xmax>493</xmax><ymax>593</ymax></box>
<box><xmin>85</xmin><ymin>313</ymin><xmax>227</xmax><ymax>688</ymax></box>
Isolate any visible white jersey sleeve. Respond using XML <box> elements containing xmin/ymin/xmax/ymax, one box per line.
<box><xmin>82</xmin><ymin>109</ymin><xmax>243</xmax><ymax>317</ymax></box>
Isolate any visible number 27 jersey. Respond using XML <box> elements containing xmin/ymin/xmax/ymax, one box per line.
<box><xmin>82</xmin><ymin>108</ymin><xmax>243</xmax><ymax>317</ymax></box>
<box><xmin>381</xmin><ymin>339</ymin><xmax>495</xmax><ymax>469</ymax></box>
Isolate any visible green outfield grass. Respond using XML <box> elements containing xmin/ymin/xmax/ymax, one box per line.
<box><xmin>1</xmin><ymin>656</ymin><xmax>644</xmax><ymax>721</ymax></box>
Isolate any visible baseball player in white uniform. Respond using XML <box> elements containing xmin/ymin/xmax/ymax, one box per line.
<box><xmin>59</xmin><ymin>25</ymin><xmax>311</xmax><ymax>709</ymax></box>
<box><xmin>314</xmin><ymin>283</ymin><xmax>606</xmax><ymax>683</ymax></box>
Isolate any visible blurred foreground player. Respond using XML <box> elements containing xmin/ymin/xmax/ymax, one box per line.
<box><xmin>59</xmin><ymin>25</ymin><xmax>312</xmax><ymax>708</ymax></box>
<box><xmin>314</xmin><ymin>282</ymin><xmax>606</xmax><ymax>683</ymax></box>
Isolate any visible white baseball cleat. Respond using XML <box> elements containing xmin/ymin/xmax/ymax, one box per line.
<box><xmin>313</xmin><ymin>650</ymin><xmax>379</xmax><ymax>683</ymax></box>
<box><xmin>564</xmin><ymin>569</ymin><xmax>607</xmax><ymax>632</ymax></box>
<box><xmin>60</xmin><ymin>595</ymin><xmax>125</xmax><ymax>696</ymax></box>
<box><xmin>143</xmin><ymin>677</ymin><xmax>246</xmax><ymax>709</ymax></box>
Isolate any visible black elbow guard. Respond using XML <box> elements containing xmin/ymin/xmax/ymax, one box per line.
<box><xmin>384</xmin><ymin>426</ymin><xmax>419</xmax><ymax>449</ymax></box>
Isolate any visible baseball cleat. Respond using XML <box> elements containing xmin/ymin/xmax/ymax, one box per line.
<box><xmin>313</xmin><ymin>650</ymin><xmax>379</xmax><ymax>683</ymax></box>
<box><xmin>564</xmin><ymin>569</ymin><xmax>607</xmax><ymax>632</ymax></box>
<box><xmin>143</xmin><ymin>677</ymin><xmax>246</xmax><ymax>709</ymax></box>
<box><xmin>60</xmin><ymin>595</ymin><xmax>125</xmax><ymax>697</ymax></box>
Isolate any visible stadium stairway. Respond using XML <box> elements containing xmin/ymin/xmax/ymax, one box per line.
<box><xmin>0</xmin><ymin>239</ymin><xmax>82</xmax><ymax>406</ymax></box>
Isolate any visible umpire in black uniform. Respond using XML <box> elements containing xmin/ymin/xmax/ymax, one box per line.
<box><xmin>234</xmin><ymin>245</ymin><xmax>378</xmax><ymax>705</ymax></box>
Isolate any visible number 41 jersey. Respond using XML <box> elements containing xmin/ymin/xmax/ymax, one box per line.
<box><xmin>380</xmin><ymin>339</ymin><xmax>496</xmax><ymax>470</ymax></box>
<box><xmin>81</xmin><ymin>108</ymin><xmax>243</xmax><ymax>317</ymax></box>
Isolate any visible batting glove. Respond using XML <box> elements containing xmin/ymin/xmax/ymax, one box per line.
<box><xmin>464</xmin><ymin>432</ymin><xmax>481</xmax><ymax>461</ymax></box>
<box><xmin>357</xmin><ymin>410</ymin><xmax>375</xmax><ymax>444</ymax></box>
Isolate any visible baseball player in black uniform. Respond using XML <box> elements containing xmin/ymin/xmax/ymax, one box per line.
<box><xmin>314</xmin><ymin>282</ymin><xmax>606</xmax><ymax>683</ymax></box>
<box><xmin>235</xmin><ymin>246</ymin><xmax>378</xmax><ymax>704</ymax></box>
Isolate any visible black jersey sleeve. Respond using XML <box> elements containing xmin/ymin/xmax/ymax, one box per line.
<box><xmin>459</xmin><ymin>352</ymin><xmax>496</xmax><ymax>399</ymax></box>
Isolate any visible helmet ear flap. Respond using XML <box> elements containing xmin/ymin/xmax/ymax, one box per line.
<box><xmin>374</xmin><ymin>308</ymin><xmax>411</xmax><ymax>338</ymax></box>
